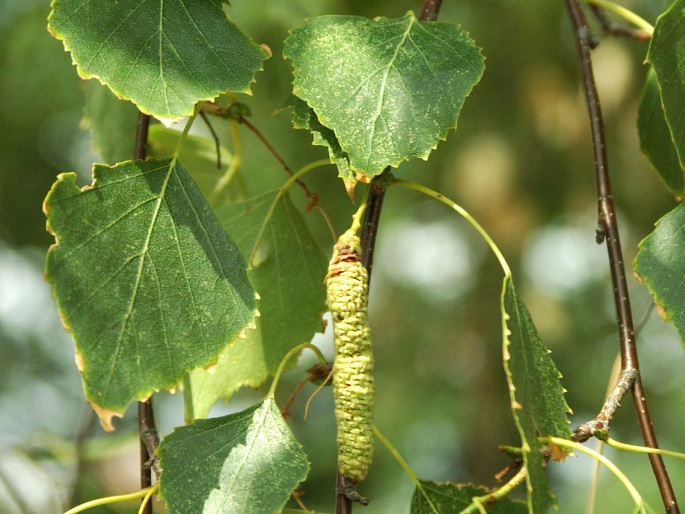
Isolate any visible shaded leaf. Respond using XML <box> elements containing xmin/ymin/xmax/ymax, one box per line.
<box><xmin>648</xmin><ymin>0</ymin><xmax>685</xmax><ymax>168</ymax></box>
<box><xmin>637</xmin><ymin>68</ymin><xmax>684</xmax><ymax>196</ymax></box>
<box><xmin>83</xmin><ymin>81</ymin><xmax>139</xmax><ymax>164</ymax></box>
<box><xmin>288</xmin><ymin>96</ymin><xmax>354</xmax><ymax>188</ymax></box>
<box><xmin>501</xmin><ymin>276</ymin><xmax>572</xmax><ymax>513</ymax></box>
<box><xmin>147</xmin><ymin>125</ymin><xmax>243</xmax><ymax>207</ymax></box>
<box><xmin>410</xmin><ymin>480</ymin><xmax>528</xmax><ymax>514</ymax></box>
<box><xmin>158</xmin><ymin>398</ymin><xmax>309</xmax><ymax>514</ymax></box>
<box><xmin>635</xmin><ymin>202</ymin><xmax>685</xmax><ymax>347</ymax></box>
<box><xmin>49</xmin><ymin>0</ymin><xmax>267</xmax><ymax>124</ymax></box>
<box><xmin>188</xmin><ymin>190</ymin><xmax>328</xmax><ymax>418</ymax></box>
<box><xmin>44</xmin><ymin>159</ymin><xmax>256</xmax><ymax>428</ymax></box>
<box><xmin>284</xmin><ymin>11</ymin><xmax>484</xmax><ymax>180</ymax></box>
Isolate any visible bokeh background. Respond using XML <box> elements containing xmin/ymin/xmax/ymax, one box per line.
<box><xmin>1</xmin><ymin>0</ymin><xmax>683</xmax><ymax>512</ymax></box>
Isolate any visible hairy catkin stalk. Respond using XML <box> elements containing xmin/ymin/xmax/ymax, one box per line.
<box><xmin>326</xmin><ymin>228</ymin><xmax>374</xmax><ymax>484</ymax></box>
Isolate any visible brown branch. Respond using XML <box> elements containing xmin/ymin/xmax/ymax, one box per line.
<box><xmin>336</xmin><ymin>3</ymin><xmax>446</xmax><ymax>512</ymax></box>
<box><xmin>563</xmin><ymin>2</ymin><xmax>679</xmax><ymax>512</ymax></box>
<box><xmin>134</xmin><ymin>112</ymin><xmax>159</xmax><ymax>514</ymax></box>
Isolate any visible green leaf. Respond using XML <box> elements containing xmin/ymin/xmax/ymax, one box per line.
<box><xmin>284</xmin><ymin>11</ymin><xmax>484</xmax><ymax>180</ymax></box>
<box><xmin>637</xmin><ymin>68</ymin><xmax>684</xmax><ymax>196</ymax></box>
<box><xmin>288</xmin><ymin>96</ymin><xmax>354</xmax><ymax>188</ymax></box>
<box><xmin>635</xmin><ymin>202</ymin><xmax>685</xmax><ymax>347</ymax></box>
<box><xmin>44</xmin><ymin>158</ymin><xmax>256</xmax><ymax>429</ymax></box>
<box><xmin>648</xmin><ymin>0</ymin><xmax>685</xmax><ymax>169</ymax></box>
<box><xmin>83</xmin><ymin>81</ymin><xmax>139</xmax><ymax>164</ymax></box>
<box><xmin>410</xmin><ymin>481</ymin><xmax>528</xmax><ymax>514</ymax></box>
<box><xmin>501</xmin><ymin>276</ymin><xmax>572</xmax><ymax>514</ymax></box>
<box><xmin>48</xmin><ymin>0</ymin><xmax>268</xmax><ymax>124</ymax></box>
<box><xmin>158</xmin><ymin>398</ymin><xmax>309</xmax><ymax>514</ymax></box>
<box><xmin>147</xmin><ymin>125</ymin><xmax>242</xmax><ymax>207</ymax></box>
<box><xmin>188</xmin><ymin>190</ymin><xmax>328</xmax><ymax>418</ymax></box>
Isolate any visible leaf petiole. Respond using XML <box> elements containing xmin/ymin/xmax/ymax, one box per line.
<box><xmin>248</xmin><ymin>159</ymin><xmax>332</xmax><ymax>266</ymax></box>
<box><xmin>601</xmin><ymin>436</ymin><xmax>685</xmax><ymax>461</ymax></box>
<box><xmin>539</xmin><ymin>437</ymin><xmax>648</xmax><ymax>513</ymax></box>
<box><xmin>373</xmin><ymin>425</ymin><xmax>441</xmax><ymax>514</ymax></box>
<box><xmin>391</xmin><ymin>179</ymin><xmax>512</xmax><ymax>278</ymax></box>
<box><xmin>63</xmin><ymin>484</ymin><xmax>158</xmax><ymax>514</ymax></box>
<box><xmin>586</xmin><ymin>0</ymin><xmax>654</xmax><ymax>35</ymax></box>
<box><xmin>267</xmin><ymin>342</ymin><xmax>328</xmax><ymax>399</ymax></box>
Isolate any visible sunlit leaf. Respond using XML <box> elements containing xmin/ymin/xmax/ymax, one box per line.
<box><xmin>635</xmin><ymin>202</ymin><xmax>685</xmax><ymax>347</ymax></box>
<box><xmin>410</xmin><ymin>480</ymin><xmax>527</xmax><ymax>514</ymax></box>
<box><xmin>44</xmin><ymin>159</ymin><xmax>256</xmax><ymax>429</ymax></box>
<box><xmin>501</xmin><ymin>276</ymin><xmax>572</xmax><ymax>513</ymax></box>
<box><xmin>49</xmin><ymin>0</ymin><xmax>268</xmax><ymax>124</ymax></box>
<box><xmin>648</xmin><ymin>0</ymin><xmax>685</xmax><ymax>170</ymax></box>
<box><xmin>158</xmin><ymin>398</ymin><xmax>309</xmax><ymax>514</ymax></box>
<box><xmin>188</xmin><ymin>190</ymin><xmax>328</xmax><ymax>418</ymax></box>
<box><xmin>637</xmin><ymin>68</ymin><xmax>684</xmax><ymax>196</ymax></box>
<box><xmin>284</xmin><ymin>11</ymin><xmax>484</xmax><ymax>181</ymax></box>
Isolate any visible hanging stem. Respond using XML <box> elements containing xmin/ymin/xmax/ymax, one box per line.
<box><xmin>392</xmin><ymin>179</ymin><xmax>512</xmax><ymax>278</ymax></box>
<box><xmin>586</xmin><ymin>0</ymin><xmax>654</xmax><ymax>37</ymax></box>
<box><xmin>563</xmin><ymin>2</ymin><xmax>679</xmax><ymax>512</ymax></box>
<box><xmin>133</xmin><ymin>111</ymin><xmax>159</xmax><ymax>514</ymax></box>
<box><xmin>335</xmin><ymin>2</ymin><xmax>445</xmax><ymax>512</ymax></box>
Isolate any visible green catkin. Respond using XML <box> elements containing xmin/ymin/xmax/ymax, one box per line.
<box><xmin>326</xmin><ymin>228</ymin><xmax>374</xmax><ymax>484</ymax></box>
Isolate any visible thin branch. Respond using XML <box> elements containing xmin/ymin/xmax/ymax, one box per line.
<box><xmin>563</xmin><ymin>2</ymin><xmax>679</xmax><ymax>512</ymax></box>
<box><xmin>134</xmin><ymin>112</ymin><xmax>158</xmax><ymax>514</ymax></box>
<box><xmin>336</xmin><ymin>3</ymin><xmax>446</xmax><ymax>512</ymax></box>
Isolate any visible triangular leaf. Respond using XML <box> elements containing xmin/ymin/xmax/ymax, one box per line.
<box><xmin>158</xmin><ymin>398</ymin><xmax>309</xmax><ymax>514</ymax></box>
<box><xmin>188</xmin><ymin>190</ymin><xmax>328</xmax><ymax>418</ymax></box>
<box><xmin>147</xmin><ymin>125</ymin><xmax>242</xmax><ymax>208</ymax></box>
<box><xmin>284</xmin><ymin>11</ymin><xmax>484</xmax><ymax>180</ymax></box>
<box><xmin>44</xmin><ymin>159</ymin><xmax>256</xmax><ymax>429</ymax></box>
<box><xmin>83</xmin><ymin>81</ymin><xmax>139</xmax><ymax>164</ymax></box>
<box><xmin>288</xmin><ymin>96</ymin><xmax>355</xmax><ymax>188</ymax></box>
<box><xmin>637</xmin><ymin>68</ymin><xmax>684</xmax><ymax>196</ymax></box>
<box><xmin>48</xmin><ymin>0</ymin><xmax>268</xmax><ymax>124</ymax></box>
<box><xmin>648</xmin><ymin>0</ymin><xmax>685</xmax><ymax>169</ymax></box>
<box><xmin>501</xmin><ymin>276</ymin><xmax>572</xmax><ymax>513</ymax></box>
<box><xmin>410</xmin><ymin>480</ymin><xmax>528</xmax><ymax>514</ymax></box>
<box><xmin>635</xmin><ymin>202</ymin><xmax>685</xmax><ymax>347</ymax></box>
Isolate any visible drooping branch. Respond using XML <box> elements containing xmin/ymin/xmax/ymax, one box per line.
<box><xmin>563</xmin><ymin>2</ymin><xmax>679</xmax><ymax>512</ymax></box>
<box><xmin>134</xmin><ymin>112</ymin><xmax>159</xmax><ymax>514</ymax></box>
<box><xmin>335</xmin><ymin>4</ymin><xmax>446</xmax><ymax>514</ymax></box>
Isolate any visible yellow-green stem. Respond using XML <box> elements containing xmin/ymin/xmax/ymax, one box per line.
<box><xmin>63</xmin><ymin>485</ymin><xmax>158</xmax><ymax>514</ymax></box>
<box><xmin>540</xmin><ymin>437</ymin><xmax>647</xmax><ymax>513</ymax></box>
<box><xmin>392</xmin><ymin>179</ymin><xmax>512</xmax><ymax>277</ymax></box>
<box><xmin>248</xmin><ymin>159</ymin><xmax>332</xmax><ymax>266</ymax></box>
<box><xmin>586</xmin><ymin>0</ymin><xmax>654</xmax><ymax>35</ymax></box>
<box><xmin>267</xmin><ymin>342</ymin><xmax>328</xmax><ymax>399</ymax></box>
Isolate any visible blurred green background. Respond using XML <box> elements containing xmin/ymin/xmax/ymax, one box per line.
<box><xmin>1</xmin><ymin>0</ymin><xmax>683</xmax><ymax>512</ymax></box>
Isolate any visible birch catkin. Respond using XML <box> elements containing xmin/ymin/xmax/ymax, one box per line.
<box><xmin>326</xmin><ymin>228</ymin><xmax>374</xmax><ymax>484</ymax></box>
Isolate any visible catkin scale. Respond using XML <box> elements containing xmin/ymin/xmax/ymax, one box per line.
<box><xmin>326</xmin><ymin>228</ymin><xmax>374</xmax><ymax>484</ymax></box>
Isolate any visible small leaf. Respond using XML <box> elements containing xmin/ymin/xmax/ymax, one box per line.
<box><xmin>48</xmin><ymin>0</ymin><xmax>268</xmax><ymax>124</ymax></box>
<box><xmin>284</xmin><ymin>11</ymin><xmax>484</xmax><ymax>179</ymax></box>
<box><xmin>410</xmin><ymin>480</ymin><xmax>528</xmax><ymax>514</ymax></box>
<box><xmin>648</xmin><ymin>0</ymin><xmax>685</xmax><ymax>168</ymax></box>
<box><xmin>288</xmin><ymin>96</ymin><xmax>355</xmax><ymax>188</ymax></box>
<box><xmin>83</xmin><ymin>81</ymin><xmax>139</xmax><ymax>164</ymax></box>
<box><xmin>147</xmin><ymin>125</ymin><xmax>241</xmax><ymax>207</ymax></box>
<box><xmin>637</xmin><ymin>68</ymin><xmax>684</xmax><ymax>196</ymax></box>
<box><xmin>158</xmin><ymin>398</ymin><xmax>309</xmax><ymax>514</ymax></box>
<box><xmin>44</xmin><ymin>159</ymin><xmax>256</xmax><ymax>428</ymax></box>
<box><xmin>635</xmin><ymin>202</ymin><xmax>685</xmax><ymax>347</ymax></box>
<box><xmin>188</xmin><ymin>190</ymin><xmax>328</xmax><ymax>418</ymax></box>
<box><xmin>501</xmin><ymin>276</ymin><xmax>572</xmax><ymax>513</ymax></box>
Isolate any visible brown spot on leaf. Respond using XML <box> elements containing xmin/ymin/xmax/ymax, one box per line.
<box><xmin>656</xmin><ymin>301</ymin><xmax>669</xmax><ymax>321</ymax></box>
<box><xmin>88</xmin><ymin>401</ymin><xmax>124</xmax><ymax>432</ymax></box>
<box><xmin>548</xmin><ymin>442</ymin><xmax>572</xmax><ymax>463</ymax></box>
